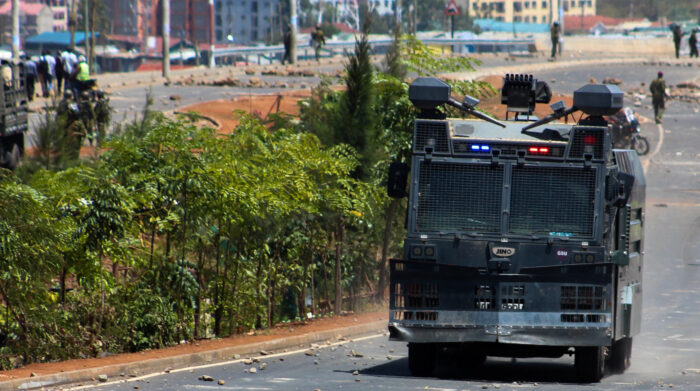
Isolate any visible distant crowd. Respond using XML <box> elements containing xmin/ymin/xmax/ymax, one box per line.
<box><xmin>1</xmin><ymin>50</ymin><xmax>91</xmax><ymax>102</ymax></box>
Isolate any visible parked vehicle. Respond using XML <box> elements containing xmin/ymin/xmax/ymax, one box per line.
<box><xmin>0</xmin><ymin>63</ymin><xmax>27</xmax><ymax>170</ymax></box>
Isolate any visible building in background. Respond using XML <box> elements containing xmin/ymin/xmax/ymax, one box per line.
<box><xmin>103</xmin><ymin>0</ymin><xmax>160</xmax><ymax>52</ymax></box>
<box><xmin>172</xmin><ymin>0</ymin><xmax>212</xmax><ymax>45</ymax></box>
<box><xmin>458</xmin><ymin>0</ymin><xmax>596</xmax><ymax>25</ymax></box>
<box><xmin>214</xmin><ymin>0</ymin><xmax>280</xmax><ymax>45</ymax></box>
<box><xmin>0</xmin><ymin>1</ymin><xmax>54</xmax><ymax>46</ymax></box>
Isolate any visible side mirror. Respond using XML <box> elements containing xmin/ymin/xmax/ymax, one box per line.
<box><xmin>606</xmin><ymin>171</ymin><xmax>634</xmax><ymax>207</ymax></box>
<box><xmin>387</xmin><ymin>162</ymin><xmax>409</xmax><ymax>198</ymax></box>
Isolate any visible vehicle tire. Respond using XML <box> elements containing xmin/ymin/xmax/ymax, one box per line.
<box><xmin>607</xmin><ymin>337</ymin><xmax>633</xmax><ymax>374</ymax></box>
<box><xmin>408</xmin><ymin>343</ymin><xmax>437</xmax><ymax>377</ymax></box>
<box><xmin>575</xmin><ymin>346</ymin><xmax>605</xmax><ymax>382</ymax></box>
<box><xmin>632</xmin><ymin>136</ymin><xmax>650</xmax><ymax>156</ymax></box>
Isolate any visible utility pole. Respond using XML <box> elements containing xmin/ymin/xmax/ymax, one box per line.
<box><xmin>290</xmin><ymin>0</ymin><xmax>297</xmax><ymax>64</ymax></box>
<box><xmin>11</xmin><ymin>0</ymin><xmax>20</xmax><ymax>61</ymax></box>
<box><xmin>70</xmin><ymin>0</ymin><xmax>77</xmax><ymax>50</ymax></box>
<box><xmin>208</xmin><ymin>0</ymin><xmax>215</xmax><ymax>68</ymax></box>
<box><xmin>162</xmin><ymin>0</ymin><xmax>170</xmax><ymax>79</ymax></box>
<box><xmin>84</xmin><ymin>0</ymin><xmax>90</xmax><ymax>66</ymax></box>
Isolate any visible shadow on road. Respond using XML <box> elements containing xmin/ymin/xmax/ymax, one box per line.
<box><xmin>355</xmin><ymin>357</ymin><xmax>587</xmax><ymax>384</ymax></box>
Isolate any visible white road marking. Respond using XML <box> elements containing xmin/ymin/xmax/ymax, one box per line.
<box><xmin>182</xmin><ymin>386</ymin><xmax>273</xmax><ymax>390</ymax></box>
<box><xmin>643</xmin><ymin>123</ymin><xmax>664</xmax><ymax>172</ymax></box>
<box><xmin>61</xmin><ymin>333</ymin><xmax>386</xmax><ymax>390</ymax></box>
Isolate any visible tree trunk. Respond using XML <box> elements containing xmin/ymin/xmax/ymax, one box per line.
<box><xmin>322</xmin><ymin>241</ymin><xmax>331</xmax><ymax>313</ymax></box>
<box><xmin>59</xmin><ymin>266</ymin><xmax>67</xmax><ymax>304</ymax></box>
<box><xmin>377</xmin><ymin>198</ymin><xmax>398</xmax><ymax>301</ymax></box>
<box><xmin>90</xmin><ymin>0</ymin><xmax>97</xmax><ymax>71</ymax></box>
<box><xmin>334</xmin><ymin>218</ymin><xmax>344</xmax><ymax>314</ymax></box>
<box><xmin>193</xmin><ymin>240</ymin><xmax>204</xmax><ymax>339</ymax></box>
<box><xmin>228</xmin><ymin>250</ymin><xmax>241</xmax><ymax>336</ymax></box>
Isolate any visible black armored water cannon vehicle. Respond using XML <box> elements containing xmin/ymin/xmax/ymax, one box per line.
<box><xmin>387</xmin><ymin>74</ymin><xmax>645</xmax><ymax>382</ymax></box>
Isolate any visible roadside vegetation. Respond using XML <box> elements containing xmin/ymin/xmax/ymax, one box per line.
<box><xmin>0</xmin><ymin>29</ymin><xmax>492</xmax><ymax>369</ymax></box>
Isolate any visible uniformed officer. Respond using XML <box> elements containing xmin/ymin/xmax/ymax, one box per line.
<box><xmin>550</xmin><ymin>22</ymin><xmax>561</xmax><ymax>59</ymax></box>
<box><xmin>649</xmin><ymin>71</ymin><xmax>668</xmax><ymax>124</ymax></box>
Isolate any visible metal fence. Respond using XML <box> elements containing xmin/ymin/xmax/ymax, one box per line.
<box><xmin>212</xmin><ymin>37</ymin><xmax>537</xmax><ymax>65</ymax></box>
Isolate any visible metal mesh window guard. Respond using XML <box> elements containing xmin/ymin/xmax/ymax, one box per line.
<box><xmin>416</xmin><ymin>162</ymin><xmax>503</xmax><ymax>232</ymax></box>
<box><xmin>509</xmin><ymin>166</ymin><xmax>596</xmax><ymax>236</ymax></box>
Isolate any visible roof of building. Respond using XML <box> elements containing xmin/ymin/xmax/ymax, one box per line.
<box><xmin>0</xmin><ymin>2</ymin><xmax>45</xmax><ymax>16</ymax></box>
<box><xmin>563</xmin><ymin>15</ymin><xmax>644</xmax><ymax>31</ymax></box>
<box><xmin>472</xmin><ymin>19</ymin><xmax>549</xmax><ymax>33</ymax></box>
<box><xmin>25</xmin><ymin>31</ymin><xmax>95</xmax><ymax>46</ymax></box>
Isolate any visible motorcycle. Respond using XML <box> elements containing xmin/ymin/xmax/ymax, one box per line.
<box><xmin>607</xmin><ymin>107</ymin><xmax>650</xmax><ymax>156</ymax></box>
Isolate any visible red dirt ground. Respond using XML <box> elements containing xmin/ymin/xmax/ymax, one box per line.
<box><xmin>177</xmin><ymin>90</ymin><xmax>312</xmax><ymax>132</ymax></box>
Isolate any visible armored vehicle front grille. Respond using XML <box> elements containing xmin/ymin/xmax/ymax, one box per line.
<box><xmin>414</xmin><ymin>120</ymin><xmax>450</xmax><ymax>154</ymax></box>
<box><xmin>416</xmin><ymin>162</ymin><xmax>503</xmax><ymax>233</ymax></box>
<box><xmin>474</xmin><ymin>285</ymin><xmax>496</xmax><ymax>310</ymax></box>
<box><xmin>509</xmin><ymin>166</ymin><xmax>596</xmax><ymax>236</ymax></box>
<box><xmin>393</xmin><ymin>282</ymin><xmax>439</xmax><ymax>309</ymax></box>
<box><xmin>570</xmin><ymin>127</ymin><xmax>604</xmax><ymax>159</ymax></box>
<box><xmin>392</xmin><ymin>311</ymin><xmax>438</xmax><ymax>321</ymax></box>
<box><xmin>560</xmin><ymin>285</ymin><xmax>606</xmax><ymax>311</ymax></box>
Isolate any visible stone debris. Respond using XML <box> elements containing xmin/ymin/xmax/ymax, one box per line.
<box><xmin>218</xmin><ymin>379</ymin><xmax>226</xmax><ymax>385</ymax></box>
<box><xmin>386</xmin><ymin>355</ymin><xmax>393</xmax><ymax>360</ymax></box>
<box><xmin>252</xmin><ymin>357</ymin><xmax>261</xmax><ymax>363</ymax></box>
<box><xmin>30</xmin><ymin>372</ymin><xmax>37</xmax><ymax>377</ymax></box>
<box><xmin>198</xmin><ymin>375</ymin><xmax>214</xmax><ymax>381</ymax></box>
<box><xmin>352</xmin><ymin>370</ymin><xmax>359</xmax><ymax>375</ymax></box>
<box><xmin>305</xmin><ymin>350</ymin><xmax>315</xmax><ymax>356</ymax></box>
<box><xmin>164</xmin><ymin>367</ymin><xmax>173</xmax><ymax>373</ymax></box>
<box><xmin>314</xmin><ymin>360</ymin><xmax>319</xmax><ymax>365</ymax></box>
<box><xmin>245</xmin><ymin>68</ymin><xmax>256</xmax><ymax>75</ymax></box>
<box><xmin>260</xmin><ymin>350</ymin><xmax>271</xmax><ymax>355</ymax></box>
<box><xmin>249</xmin><ymin>367</ymin><xmax>257</xmax><ymax>373</ymax></box>
<box><xmin>248</xmin><ymin>77</ymin><xmax>263</xmax><ymax>88</ymax></box>
<box><xmin>233</xmin><ymin>354</ymin><xmax>241</xmax><ymax>359</ymax></box>
<box><xmin>589</xmin><ymin>77</ymin><xmax>597</xmax><ymax>84</ymax></box>
<box><xmin>97</xmin><ymin>374</ymin><xmax>109</xmax><ymax>382</ymax></box>
<box><xmin>349</xmin><ymin>350</ymin><xmax>363</xmax><ymax>358</ymax></box>
<box><xmin>260</xmin><ymin>363</ymin><xmax>268</xmax><ymax>370</ymax></box>
<box><xmin>602</xmin><ymin>77</ymin><xmax>622</xmax><ymax>85</ymax></box>
<box><xmin>243</xmin><ymin>358</ymin><xmax>253</xmax><ymax>365</ymax></box>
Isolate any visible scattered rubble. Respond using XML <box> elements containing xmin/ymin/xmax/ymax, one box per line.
<box><xmin>602</xmin><ymin>77</ymin><xmax>622</xmax><ymax>85</ymax></box>
<box><xmin>198</xmin><ymin>375</ymin><xmax>214</xmax><ymax>381</ymax></box>
<box><xmin>218</xmin><ymin>379</ymin><xmax>226</xmax><ymax>385</ymax></box>
<box><xmin>97</xmin><ymin>374</ymin><xmax>108</xmax><ymax>382</ymax></box>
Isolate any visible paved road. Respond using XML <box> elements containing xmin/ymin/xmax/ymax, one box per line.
<box><xmin>58</xmin><ymin>63</ymin><xmax>700</xmax><ymax>391</ymax></box>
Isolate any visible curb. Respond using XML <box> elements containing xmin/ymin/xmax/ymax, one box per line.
<box><xmin>4</xmin><ymin>320</ymin><xmax>388</xmax><ymax>391</ymax></box>
<box><xmin>443</xmin><ymin>57</ymin><xmax>650</xmax><ymax>80</ymax></box>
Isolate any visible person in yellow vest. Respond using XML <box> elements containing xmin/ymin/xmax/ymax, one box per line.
<box><xmin>71</xmin><ymin>55</ymin><xmax>90</xmax><ymax>96</ymax></box>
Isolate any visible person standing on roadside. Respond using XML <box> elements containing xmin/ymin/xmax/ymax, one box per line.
<box><xmin>672</xmin><ymin>24</ymin><xmax>683</xmax><ymax>59</ymax></box>
<box><xmin>61</xmin><ymin>50</ymin><xmax>78</xmax><ymax>96</ymax></box>
<box><xmin>689</xmin><ymin>29</ymin><xmax>698</xmax><ymax>58</ymax></box>
<box><xmin>282</xmin><ymin>25</ymin><xmax>292</xmax><ymax>65</ymax></box>
<box><xmin>54</xmin><ymin>51</ymin><xmax>64</xmax><ymax>95</ymax></box>
<box><xmin>650</xmin><ymin>71</ymin><xmax>668</xmax><ymax>124</ymax></box>
<box><xmin>39</xmin><ymin>50</ymin><xmax>56</xmax><ymax>97</ymax></box>
<box><xmin>23</xmin><ymin>56</ymin><xmax>38</xmax><ymax>101</ymax></box>
<box><xmin>550</xmin><ymin>22</ymin><xmax>561</xmax><ymax>58</ymax></box>
<box><xmin>311</xmin><ymin>24</ymin><xmax>325</xmax><ymax>62</ymax></box>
